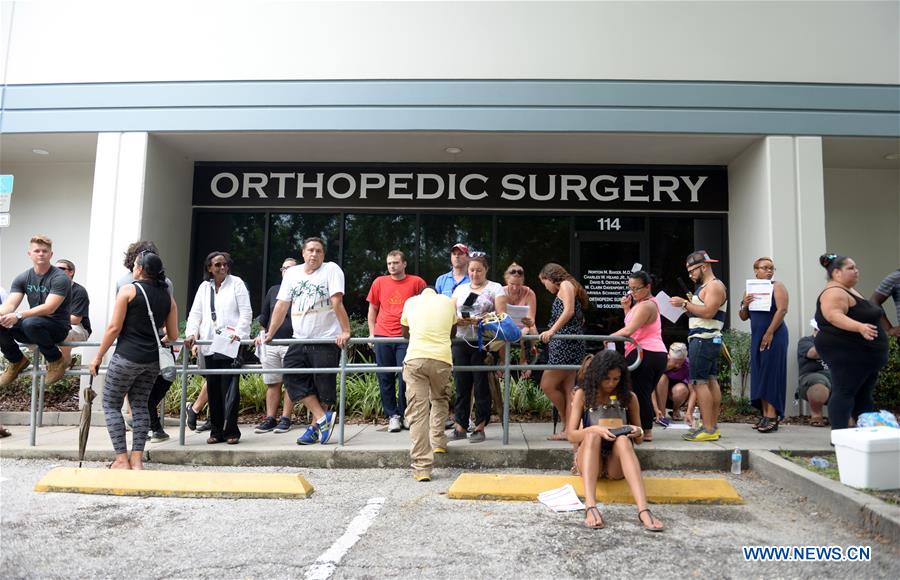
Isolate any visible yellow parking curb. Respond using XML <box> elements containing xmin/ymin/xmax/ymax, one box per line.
<box><xmin>34</xmin><ymin>467</ymin><xmax>314</xmax><ymax>499</ymax></box>
<box><xmin>448</xmin><ymin>473</ymin><xmax>742</xmax><ymax>504</ymax></box>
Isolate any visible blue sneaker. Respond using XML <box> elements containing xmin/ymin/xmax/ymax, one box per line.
<box><xmin>317</xmin><ymin>410</ymin><xmax>337</xmax><ymax>445</ymax></box>
<box><xmin>296</xmin><ymin>424</ymin><xmax>319</xmax><ymax>446</ymax></box>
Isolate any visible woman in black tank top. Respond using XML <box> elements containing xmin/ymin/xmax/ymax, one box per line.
<box><xmin>813</xmin><ymin>254</ymin><xmax>888</xmax><ymax>431</ymax></box>
<box><xmin>89</xmin><ymin>252</ymin><xmax>178</xmax><ymax>470</ymax></box>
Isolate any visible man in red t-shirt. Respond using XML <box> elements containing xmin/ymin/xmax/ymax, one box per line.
<box><xmin>367</xmin><ymin>250</ymin><xmax>427</xmax><ymax>432</ymax></box>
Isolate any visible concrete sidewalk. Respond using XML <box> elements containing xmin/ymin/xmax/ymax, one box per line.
<box><xmin>0</xmin><ymin>420</ymin><xmax>834</xmax><ymax>470</ymax></box>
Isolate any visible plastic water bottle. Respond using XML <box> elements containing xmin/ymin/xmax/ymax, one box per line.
<box><xmin>810</xmin><ymin>456</ymin><xmax>830</xmax><ymax>469</ymax></box>
<box><xmin>693</xmin><ymin>407</ymin><xmax>701</xmax><ymax>423</ymax></box>
<box><xmin>731</xmin><ymin>448</ymin><xmax>742</xmax><ymax>475</ymax></box>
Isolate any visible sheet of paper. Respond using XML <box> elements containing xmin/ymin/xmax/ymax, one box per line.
<box><xmin>746</xmin><ymin>279</ymin><xmax>773</xmax><ymax>312</ymax></box>
<box><xmin>666</xmin><ymin>422</ymin><xmax>692</xmax><ymax>430</ymax></box>
<box><xmin>655</xmin><ymin>291</ymin><xmax>684</xmax><ymax>323</ymax></box>
<box><xmin>506</xmin><ymin>304</ymin><xmax>530</xmax><ymax>325</ymax></box>
<box><xmin>538</xmin><ymin>484</ymin><xmax>586</xmax><ymax>512</ymax></box>
<box><xmin>211</xmin><ymin>330</ymin><xmax>240</xmax><ymax>359</ymax></box>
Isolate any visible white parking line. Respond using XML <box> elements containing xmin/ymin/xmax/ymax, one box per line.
<box><xmin>304</xmin><ymin>497</ymin><xmax>386</xmax><ymax>580</ymax></box>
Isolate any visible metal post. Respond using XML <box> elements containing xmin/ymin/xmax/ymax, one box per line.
<box><xmin>37</xmin><ymin>373</ymin><xmax>46</xmax><ymax>427</ymax></box>
<box><xmin>28</xmin><ymin>352</ymin><xmax>41</xmax><ymax>447</ymax></box>
<box><xmin>178</xmin><ymin>345</ymin><xmax>189</xmax><ymax>446</ymax></box>
<box><xmin>502</xmin><ymin>342</ymin><xmax>511</xmax><ymax>445</ymax></box>
<box><xmin>338</xmin><ymin>346</ymin><xmax>347</xmax><ymax>446</ymax></box>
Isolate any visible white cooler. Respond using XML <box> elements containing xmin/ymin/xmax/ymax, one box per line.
<box><xmin>830</xmin><ymin>427</ymin><xmax>900</xmax><ymax>490</ymax></box>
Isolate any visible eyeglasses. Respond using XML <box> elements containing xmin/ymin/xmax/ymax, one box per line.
<box><xmin>627</xmin><ymin>285</ymin><xmax>646</xmax><ymax>293</ymax></box>
<box><xmin>687</xmin><ymin>265</ymin><xmax>703</xmax><ymax>274</ymax></box>
<box><xmin>56</xmin><ymin>266</ymin><xmax>71</xmax><ymax>272</ymax></box>
<box><xmin>507</xmin><ymin>268</ymin><xmax>524</xmax><ymax>276</ymax></box>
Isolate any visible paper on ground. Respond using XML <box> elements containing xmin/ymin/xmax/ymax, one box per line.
<box><xmin>655</xmin><ymin>291</ymin><xmax>684</xmax><ymax>323</ymax></box>
<box><xmin>746</xmin><ymin>279</ymin><xmax>773</xmax><ymax>312</ymax></box>
<box><xmin>666</xmin><ymin>422</ymin><xmax>692</xmax><ymax>430</ymax></box>
<box><xmin>538</xmin><ymin>483</ymin><xmax>585</xmax><ymax>512</ymax></box>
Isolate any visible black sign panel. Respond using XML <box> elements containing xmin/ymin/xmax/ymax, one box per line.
<box><xmin>193</xmin><ymin>163</ymin><xmax>728</xmax><ymax>211</ymax></box>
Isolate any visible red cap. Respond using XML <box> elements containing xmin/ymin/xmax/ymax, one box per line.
<box><xmin>451</xmin><ymin>243</ymin><xmax>469</xmax><ymax>254</ymax></box>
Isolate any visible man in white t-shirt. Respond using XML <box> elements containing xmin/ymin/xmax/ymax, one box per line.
<box><xmin>262</xmin><ymin>237</ymin><xmax>351</xmax><ymax>446</ymax></box>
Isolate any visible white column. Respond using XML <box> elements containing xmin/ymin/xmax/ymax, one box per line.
<box><xmin>727</xmin><ymin>136</ymin><xmax>826</xmax><ymax>416</ymax></box>
<box><xmin>83</xmin><ymin>132</ymin><xmax>149</xmax><ymax>395</ymax></box>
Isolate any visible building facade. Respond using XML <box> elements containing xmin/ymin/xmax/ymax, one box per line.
<box><xmin>1</xmin><ymin>1</ymin><xmax>898</xmax><ymax>411</ymax></box>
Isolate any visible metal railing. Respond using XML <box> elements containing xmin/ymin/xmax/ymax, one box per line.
<box><xmin>15</xmin><ymin>334</ymin><xmax>641</xmax><ymax>447</ymax></box>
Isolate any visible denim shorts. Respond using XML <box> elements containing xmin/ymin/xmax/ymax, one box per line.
<box><xmin>688</xmin><ymin>337</ymin><xmax>722</xmax><ymax>383</ymax></box>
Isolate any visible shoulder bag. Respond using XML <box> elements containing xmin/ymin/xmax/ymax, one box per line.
<box><xmin>134</xmin><ymin>282</ymin><xmax>177</xmax><ymax>381</ymax></box>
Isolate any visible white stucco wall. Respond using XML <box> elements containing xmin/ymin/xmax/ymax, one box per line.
<box><xmin>0</xmin><ymin>162</ymin><xmax>95</xmax><ymax>294</ymax></box>
<box><xmin>142</xmin><ymin>136</ymin><xmax>194</xmax><ymax>313</ymax></box>
<box><xmin>727</xmin><ymin>136</ymin><xmax>828</xmax><ymax>412</ymax></box>
<box><xmin>2</xmin><ymin>0</ymin><xmax>897</xmax><ymax>85</ymax></box>
<box><xmin>824</xmin><ymin>167</ymin><xmax>900</xmax><ymax>323</ymax></box>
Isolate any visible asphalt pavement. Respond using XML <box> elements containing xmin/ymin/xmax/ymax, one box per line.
<box><xmin>1</xmin><ymin>459</ymin><xmax>898</xmax><ymax>579</ymax></box>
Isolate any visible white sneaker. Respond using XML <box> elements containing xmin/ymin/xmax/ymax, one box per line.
<box><xmin>388</xmin><ymin>415</ymin><xmax>402</xmax><ymax>433</ymax></box>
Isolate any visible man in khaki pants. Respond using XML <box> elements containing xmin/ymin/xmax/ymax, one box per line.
<box><xmin>401</xmin><ymin>287</ymin><xmax>458</xmax><ymax>482</ymax></box>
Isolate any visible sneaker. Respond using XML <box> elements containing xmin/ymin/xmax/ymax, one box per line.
<box><xmin>317</xmin><ymin>410</ymin><xmax>337</xmax><ymax>445</ymax></box>
<box><xmin>254</xmin><ymin>416</ymin><xmax>278</xmax><ymax>434</ymax></box>
<box><xmin>469</xmin><ymin>430</ymin><xmax>486</xmax><ymax>443</ymax></box>
<box><xmin>414</xmin><ymin>474</ymin><xmax>432</xmax><ymax>482</ymax></box>
<box><xmin>433</xmin><ymin>447</ymin><xmax>447</xmax><ymax>454</ymax></box>
<box><xmin>402</xmin><ymin>417</ymin><xmax>410</xmax><ymax>430</ymax></box>
<box><xmin>448</xmin><ymin>429</ymin><xmax>468</xmax><ymax>441</ymax></box>
<box><xmin>468</xmin><ymin>418</ymin><xmax>476</xmax><ymax>433</ymax></box>
<box><xmin>149</xmin><ymin>430</ymin><xmax>170</xmax><ymax>442</ymax></box>
<box><xmin>682</xmin><ymin>428</ymin><xmax>720</xmax><ymax>442</ymax></box>
<box><xmin>0</xmin><ymin>357</ymin><xmax>30</xmax><ymax>388</ymax></box>
<box><xmin>274</xmin><ymin>416</ymin><xmax>293</xmax><ymax>433</ymax></box>
<box><xmin>296</xmin><ymin>424</ymin><xmax>319</xmax><ymax>445</ymax></box>
<box><xmin>654</xmin><ymin>416</ymin><xmax>671</xmax><ymax>428</ymax></box>
<box><xmin>196</xmin><ymin>419</ymin><xmax>212</xmax><ymax>433</ymax></box>
<box><xmin>185</xmin><ymin>404</ymin><xmax>198</xmax><ymax>431</ymax></box>
<box><xmin>388</xmin><ymin>415</ymin><xmax>402</xmax><ymax>433</ymax></box>
<box><xmin>444</xmin><ymin>418</ymin><xmax>455</xmax><ymax>430</ymax></box>
<box><xmin>44</xmin><ymin>355</ymin><xmax>70</xmax><ymax>384</ymax></box>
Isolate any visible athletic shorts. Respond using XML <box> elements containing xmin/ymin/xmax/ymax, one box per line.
<box><xmin>283</xmin><ymin>343</ymin><xmax>340</xmax><ymax>405</ymax></box>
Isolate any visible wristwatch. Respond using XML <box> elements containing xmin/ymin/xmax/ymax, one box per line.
<box><xmin>15</xmin><ymin>312</ymin><xmax>22</xmax><ymax>321</ymax></box>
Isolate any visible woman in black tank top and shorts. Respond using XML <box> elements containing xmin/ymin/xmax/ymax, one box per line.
<box><xmin>814</xmin><ymin>254</ymin><xmax>888</xmax><ymax>431</ymax></box>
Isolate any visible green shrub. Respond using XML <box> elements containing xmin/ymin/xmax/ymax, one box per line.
<box><xmin>717</xmin><ymin>329</ymin><xmax>751</xmax><ymax>399</ymax></box>
<box><xmin>875</xmin><ymin>338</ymin><xmax>900</xmax><ymax>412</ymax></box>
<box><xmin>507</xmin><ymin>376</ymin><xmax>552</xmax><ymax>417</ymax></box>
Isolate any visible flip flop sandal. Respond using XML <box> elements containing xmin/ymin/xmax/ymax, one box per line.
<box><xmin>638</xmin><ymin>508</ymin><xmax>664</xmax><ymax>532</ymax></box>
<box><xmin>810</xmin><ymin>418</ymin><xmax>829</xmax><ymax>427</ymax></box>
<box><xmin>0</xmin><ymin>428</ymin><xmax>11</xmax><ymax>438</ymax></box>
<box><xmin>226</xmin><ymin>437</ymin><xmax>240</xmax><ymax>445</ymax></box>
<box><xmin>584</xmin><ymin>506</ymin><xmax>605</xmax><ymax>529</ymax></box>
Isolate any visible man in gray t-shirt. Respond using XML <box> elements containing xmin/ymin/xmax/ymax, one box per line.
<box><xmin>0</xmin><ymin>235</ymin><xmax>73</xmax><ymax>386</ymax></box>
<box><xmin>872</xmin><ymin>269</ymin><xmax>900</xmax><ymax>338</ymax></box>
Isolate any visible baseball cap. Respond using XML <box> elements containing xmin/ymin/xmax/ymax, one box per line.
<box><xmin>451</xmin><ymin>243</ymin><xmax>469</xmax><ymax>254</ymax></box>
<box><xmin>685</xmin><ymin>250</ymin><xmax>719</xmax><ymax>267</ymax></box>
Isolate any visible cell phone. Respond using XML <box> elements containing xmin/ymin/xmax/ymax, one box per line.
<box><xmin>609</xmin><ymin>426</ymin><xmax>634</xmax><ymax>437</ymax></box>
<box><xmin>461</xmin><ymin>311</ymin><xmax>471</xmax><ymax>319</ymax></box>
<box><xmin>463</xmin><ymin>292</ymin><xmax>479</xmax><ymax>307</ymax></box>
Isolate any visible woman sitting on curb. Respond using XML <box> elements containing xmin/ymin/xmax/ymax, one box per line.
<box><xmin>567</xmin><ymin>350</ymin><xmax>664</xmax><ymax>531</ymax></box>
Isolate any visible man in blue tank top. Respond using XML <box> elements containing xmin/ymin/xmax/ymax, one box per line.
<box><xmin>669</xmin><ymin>250</ymin><xmax>727</xmax><ymax>442</ymax></box>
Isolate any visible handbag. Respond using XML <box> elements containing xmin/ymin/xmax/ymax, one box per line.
<box><xmin>209</xmin><ymin>283</ymin><xmax>247</xmax><ymax>369</ymax></box>
<box><xmin>134</xmin><ymin>282</ymin><xmax>177</xmax><ymax>381</ymax></box>
<box><xmin>476</xmin><ymin>312</ymin><xmax>523</xmax><ymax>352</ymax></box>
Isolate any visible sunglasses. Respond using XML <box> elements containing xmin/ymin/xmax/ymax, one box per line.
<box><xmin>56</xmin><ymin>266</ymin><xmax>71</xmax><ymax>272</ymax></box>
<box><xmin>507</xmin><ymin>268</ymin><xmax>524</xmax><ymax>275</ymax></box>
<box><xmin>469</xmin><ymin>251</ymin><xmax>486</xmax><ymax>258</ymax></box>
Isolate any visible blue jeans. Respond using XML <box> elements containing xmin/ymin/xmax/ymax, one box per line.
<box><xmin>0</xmin><ymin>316</ymin><xmax>69</xmax><ymax>363</ymax></box>
<box><xmin>374</xmin><ymin>339</ymin><xmax>408</xmax><ymax>418</ymax></box>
